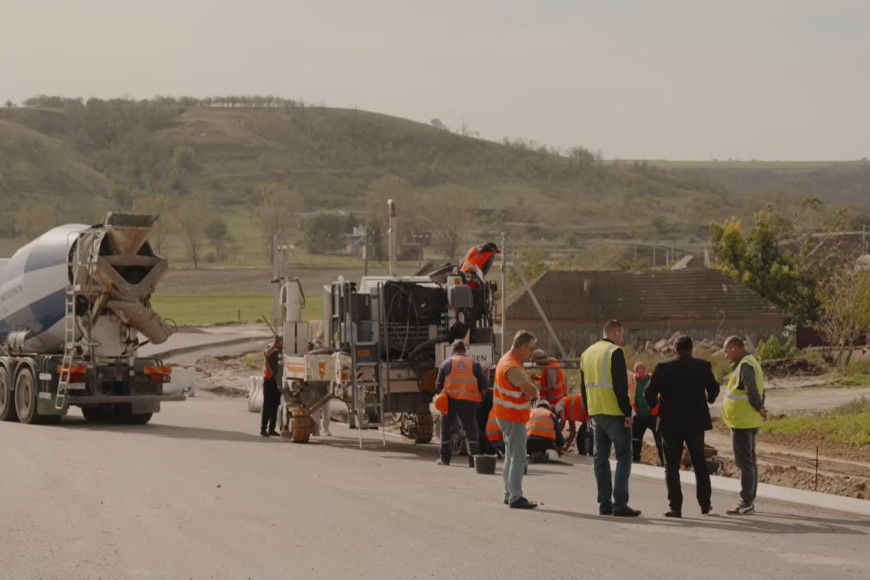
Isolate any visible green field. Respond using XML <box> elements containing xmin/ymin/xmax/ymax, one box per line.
<box><xmin>761</xmin><ymin>398</ymin><xmax>870</xmax><ymax>445</ymax></box>
<box><xmin>152</xmin><ymin>293</ymin><xmax>325</xmax><ymax>326</ymax></box>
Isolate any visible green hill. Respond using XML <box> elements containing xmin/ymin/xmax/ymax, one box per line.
<box><xmin>0</xmin><ymin>96</ymin><xmax>865</xmax><ymax>250</ymax></box>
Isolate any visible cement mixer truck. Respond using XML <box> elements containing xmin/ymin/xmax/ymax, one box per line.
<box><xmin>0</xmin><ymin>213</ymin><xmax>181</xmax><ymax>425</ymax></box>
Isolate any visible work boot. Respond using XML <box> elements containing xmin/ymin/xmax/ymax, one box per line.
<box><xmin>701</xmin><ymin>504</ymin><xmax>712</xmax><ymax>515</ymax></box>
<box><xmin>509</xmin><ymin>497</ymin><xmax>538</xmax><ymax>510</ymax></box>
<box><xmin>664</xmin><ymin>510</ymin><xmax>682</xmax><ymax>518</ymax></box>
<box><xmin>260</xmin><ymin>429</ymin><xmax>269</xmax><ymax>437</ymax></box>
<box><xmin>268</xmin><ymin>429</ymin><xmax>279</xmax><ymax>436</ymax></box>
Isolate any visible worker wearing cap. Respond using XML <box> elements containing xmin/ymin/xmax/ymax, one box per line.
<box><xmin>435</xmin><ymin>340</ymin><xmax>489</xmax><ymax>466</ymax></box>
<box><xmin>260</xmin><ymin>339</ymin><xmax>283</xmax><ymax>437</ymax></box>
<box><xmin>531</xmin><ymin>349</ymin><xmax>567</xmax><ymax>405</ymax></box>
<box><xmin>526</xmin><ymin>400</ymin><xmax>564</xmax><ymax>462</ymax></box>
<box><xmin>459</xmin><ymin>242</ymin><xmax>500</xmax><ymax>289</ymax></box>
<box><xmin>580</xmin><ymin>319</ymin><xmax>640</xmax><ymax>517</ymax></box>
<box><xmin>493</xmin><ymin>330</ymin><xmax>540</xmax><ymax>509</ymax></box>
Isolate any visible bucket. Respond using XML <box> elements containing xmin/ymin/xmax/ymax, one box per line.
<box><xmin>473</xmin><ymin>454</ymin><xmax>497</xmax><ymax>475</ymax></box>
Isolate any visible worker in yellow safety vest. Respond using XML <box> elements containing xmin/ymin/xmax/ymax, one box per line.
<box><xmin>434</xmin><ymin>340</ymin><xmax>489</xmax><ymax>467</ymax></box>
<box><xmin>580</xmin><ymin>319</ymin><xmax>640</xmax><ymax>517</ymax></box>
<box><xmin>722</xmin><ymin>335</ymin><xmax>766</xmax><ymax>515</ymax></box>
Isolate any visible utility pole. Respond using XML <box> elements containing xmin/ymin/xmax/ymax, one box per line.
<box><xmin>500</xmin><ymin>231</ymin><xmax>506</xmax><ymax>355</ymax></box>
<box><xmin>271</xmin><ymin>234</ymin><xmax>280</xmax><ymax>327</ymax></box>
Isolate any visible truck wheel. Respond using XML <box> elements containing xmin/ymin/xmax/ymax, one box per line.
<box><xmin>0</xmin><ymin>366</ymin><xmax>18</xmax><ymax>422</ymax></box>
<box><xmin>414</xmin><ymin>412</ymin><xmax>434</xmax><ymax>444</ymax></box>
<box><xmin>282</xmin><ymin>406</ymin><xmax>311</xmax><ymax>443</ymax></box>
<box><xmin>14</xmin><ymin>367</ymin><xmax>40</xmax><ymax>425</ymax></box>
<box><xmin>128</xmin><ymin>413</ymin><xmax>153</xmax><ymax>425</ymax></box>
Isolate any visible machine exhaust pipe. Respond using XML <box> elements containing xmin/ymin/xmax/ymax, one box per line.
<box><xmin>387</xmin><ymin>199</ymin><xmax>397</xmax><ymax>277</ymax></box>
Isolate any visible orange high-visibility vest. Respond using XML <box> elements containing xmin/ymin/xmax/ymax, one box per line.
<box><xmin>443</xmin><ymin>355</ymin><xmax>481</xmax><ymax>402</ymax></box>
<box><xmin>485</xmin><ymin>407</ymin><xmax>503</xmax><ymax>442</ymax></box>
<box><xmin>537</xmin><ymin>360</ymin><xmax>567</xmax><ymax>404</ymax></box>
<box><xmin>526</xmin><ymin>407</ymin><xmax>556</xmax><ymax>440</ymax></box>
<box><xmin>263</xmin><ymin>362</ymin><xmax>273</xmax><ymax>380</ymax></box>
<box><xmin>559</xmin><ymin>394</ymin><xmax>587</xmax><ymax>423</ymax></box>
<box><xmin>493</xmin><ymin>353</ymin><xmax>531</xmax><ymax>424</ymax></box>
<box><xmin>459</xmin><ymin>246</ymin><xmax>497</xmax><ymax>282</ymax></box>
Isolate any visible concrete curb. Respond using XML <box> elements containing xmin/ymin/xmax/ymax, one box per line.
<box><xmin>625</xmin><ymin>460</ymin><xmax>870</xmax><ymax>517</ymax></box>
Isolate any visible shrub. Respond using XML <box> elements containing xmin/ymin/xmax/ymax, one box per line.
<box><xmin>755</xmin><ymin>336</ymin><xmax>798</xmax><ymax>360</ymax></box>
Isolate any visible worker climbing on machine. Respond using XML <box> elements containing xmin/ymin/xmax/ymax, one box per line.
<box><xmin>526</xmin><ymin>400</ymin><xmax>564</xmax><ymax>462</ymax></box>
<box><xmin>435</xmin><ymin>340</ymin><xmax>490</xmax><ymax>466</ymax></box>
<box><xmin>459</xmin><ymin>242</ymin><xmax>500</xmax><ymax>289</ymax></box>
<box><xmin>261</xmin><ymin>338</ymin><xmax>283</xmax><ymax>437</ymax></box>
<box><xmin>531</xmin><ymin>349</ymin><xmax>567</xmax><ymax>405</ymax></box>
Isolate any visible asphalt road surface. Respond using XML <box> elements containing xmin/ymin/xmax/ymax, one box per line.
<box><xmin>2</xmin><ymin>394</ymin><xmax>867</xmax><ymax>580</ymax></box>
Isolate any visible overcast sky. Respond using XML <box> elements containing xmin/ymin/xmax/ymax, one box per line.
<box><xmin>0</xmin><ymin>0</ymin><xmax>868</xmax><ymax>160</ymax></box>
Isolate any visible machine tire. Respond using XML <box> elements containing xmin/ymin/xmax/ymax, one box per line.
<box><xmin>128</xmin><ymin>413</ymin><xmax>153</xmax><ymax>425</ymax></box>
<box><xmin>283</xmin><ymin>406</ymin><xmax>311</xmax><ymax>443</ymax></box>
<box><xmin>0</xmin><ymin>366</ymin><xmax>18</xmax><ymax>422</ymax></box>
<box><xmin>414</xmin><ymin>412</ymin><xmax>434</xmax><ymax>444</ymax></box>
<box><xmin>14</xmin><ymin>366</ymin><xmax>40</xmax><ymax>424</ymax></box>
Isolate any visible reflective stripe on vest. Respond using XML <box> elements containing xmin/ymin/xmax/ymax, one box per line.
<box><xmin>526</xmin><ymin>407</ymin><xmax>556</xmax><ymax>440</ymax></box>
<box><xmin>580</xmin><ymin>340</ymin><xmax>624</xmax><ymax>416</ymax></box>
<box><xmin>538</xmin><ymin>361</ymin><xmax>567</xmax><ymax>404</ymax></box>
<box><xmin>443</xmin><ymin>355</ymin><xmax>481</xmax><ymax>402</ymax></box>
<box><xmin>493</xmin><ymin>353</ymin><xmax>531</xmax><ymax>424</ymax></box>
<box><xmin>485</xmin><ymin>408</ymin><xmax>503</xmax><ymax>442</ymax></box>
<box><xmin>559</xmin><ymin>394</ymin><xmax>587</xmax><ymax>423</ymax></box>
<box><xmin>722</xmin><ymin>354</ymin><xmax>764</xmax><ymax>429</ymax></box>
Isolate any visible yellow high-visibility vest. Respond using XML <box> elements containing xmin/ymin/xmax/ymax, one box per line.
<box><xmin>722</xmin><ymin>354</ymin><xmax>764</xmax><ymax>429</ymax></box>
<box><xmin>580</xmin><ymin>340</ymin><xmax>624</xmax><ymax>416</ymax></box>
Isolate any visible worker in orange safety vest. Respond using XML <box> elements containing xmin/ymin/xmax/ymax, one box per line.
<box><xmin>484</xmin><ymin>406</ymin><xmax>505</xmax><ymax>455</ymax></box>
<box><xmin>531</xmin><ymin>349</ymin><xmax>567</xmax><ymax>405</ymax></box>
<box><xmin>435</xmin><ymin>340</ymin><xmax>490</xmax><ymax>467</ymax></box>
<box><xmin>555</xmin><ymin>393</ymin><xmax>592</xmax><ymax>455</ymax></box>
<box><xmin>459</xmin><ymin>242</ymin><xmax>500</xmax><ymax>288</ymax></box>
<box><xmin>526</xmin><ymin>400</ymin><xmax>564</xmax><ymax>462</ymax></box>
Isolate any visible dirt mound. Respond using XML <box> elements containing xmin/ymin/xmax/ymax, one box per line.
<box><xmin>759</xmin><ymin>431</ymin><xmax>870</xmax><ymax>463</ymax></box>
<box><xmin>761</xmin><ymin>357</ymin><xmax>823</xmax><ymax>378</ymax></box>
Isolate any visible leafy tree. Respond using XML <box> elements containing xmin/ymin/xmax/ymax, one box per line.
<box><xmin>303</xmin><ymin>212</ymin><xmax>348</xmax><ymax>253</ymax></box>
<box><xmin>251</xmin><ymin>182</ymin><xmax>302</xmax><ymax>262</ymax></box>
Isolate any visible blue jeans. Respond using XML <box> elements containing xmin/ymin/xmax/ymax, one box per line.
<box><xmin>591</xmin><ymin>415</ymin><xmax>632</xmax><ymax>511</ymax></box>
<box><xmin>497</xmin><ymin>418</ymin><xmax>528</xmax><ymax>504</ymax></box>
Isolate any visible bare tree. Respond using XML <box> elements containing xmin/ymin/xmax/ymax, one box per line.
<box><xmin>251</xmin><ymin>182</ymin><xmax>302</xmax><ymax>262</ymax></box>
<box><xmin>424</xmin><ymin>184</ymin><xmax>474</xmax><ymax>260</ymax></box>
<box><xmin>818</xmin><ymin>267</ymin><xmax>870</xmax><ymax>366</ymax></box>
<box><xmin>132</xmin><ymin>193</ymin><xmax>176</xmax><ymax>254</ymax></box>
<box><xmin>175</xmin><ymin>194</ymin><xmax>212</xmax><ymax>269</ymax></box>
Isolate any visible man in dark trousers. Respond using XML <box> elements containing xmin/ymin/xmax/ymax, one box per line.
<box><xmin>645</xmin><ymin>335</ymin><xmax>720</xmax><ymax>517</ymax></box>
<box><xmin>261</xmin><ymin>339</ymin><xmax>283</xmax><ymax>437</ymax></box>
<box><xmin>435</xmin><ymin>340</ymin><xmax>490</xmax><ymax>466</ymax></box>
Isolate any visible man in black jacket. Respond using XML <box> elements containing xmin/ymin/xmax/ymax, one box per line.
<box><xmin>645</xmin><ymin>335</ymin><xmax>720</xmax><ymax>517</ymax></box>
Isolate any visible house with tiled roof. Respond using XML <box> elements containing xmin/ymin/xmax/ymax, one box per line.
<box><xmin>505</xmin><ymin>269</ymin><xmax>787</xmax><ymax>354</ymax></box>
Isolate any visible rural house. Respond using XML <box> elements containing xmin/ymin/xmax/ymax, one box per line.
<box><xmin>505</xmin><ymin>269</ymin><xmax>787</xmax><ymax>354</ymax></box>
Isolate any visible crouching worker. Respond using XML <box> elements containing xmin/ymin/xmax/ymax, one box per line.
<box><xmin>435</xmin><ymin>340</ymin><xmax>490</xmax><ymax>466</ymax></box>
<box><xmin>526</xmin><ymin>400</ymin><xmax>564</xmax><ymax>462</ymax></box>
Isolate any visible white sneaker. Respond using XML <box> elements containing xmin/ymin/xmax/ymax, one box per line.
<box><xmin>726</xmin><ymin>503</ymin><xmax>755</xmax><ymax>515</ymax></box>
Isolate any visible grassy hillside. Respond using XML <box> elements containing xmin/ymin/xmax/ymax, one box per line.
<box><xmin>0</xmin><ymin>97</ymin><xmax>865</xmax><ymax>256</ymax></box>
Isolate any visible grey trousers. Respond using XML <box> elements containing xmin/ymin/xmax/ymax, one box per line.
<box><xmin>731</xmin><ymin>428</ymin><xmax>759</xmax><ymax>504</ymax></box>
<box><xmin>497</xmin><ymin>418</ymin><xmax>528</xmax><ymax>504</ymax></box>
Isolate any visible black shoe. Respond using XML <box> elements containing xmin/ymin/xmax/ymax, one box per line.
<box><xmin>613</xmin><ymin>507</ymin><xmax>642</xmax><ymax>517</ymax></box>
<box><xmin>504</xmin><ymin>498</ymin><xmax>509</xmax><ymax>505</ymax></box>
<box><xmin>509</xmin><ymin>497</ymin><xmax>538</xmax><ymax>510</ymax></box>
<box><xmin>664</xmin><ymin>510</ymin><xmax>682</xmax><ymax>518</ymax></box>
<box><xmin>260</xmin><ymin>430</ymin><xmax>269</xmax><ymax>437</ymax></box>
<box><xmin>268</xmin><ymin>430</ymin><xmax>279</xmax><ymax>436</ymax></box>
<box><xmin>599</xmin><ymin>505</ymin><xmax>613</xmax><ymax>516</ymax></box>
<box><xmin>701</xmin><ymin>504</ymin><xmax>712</xmax><ymax>515</ymax></box>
